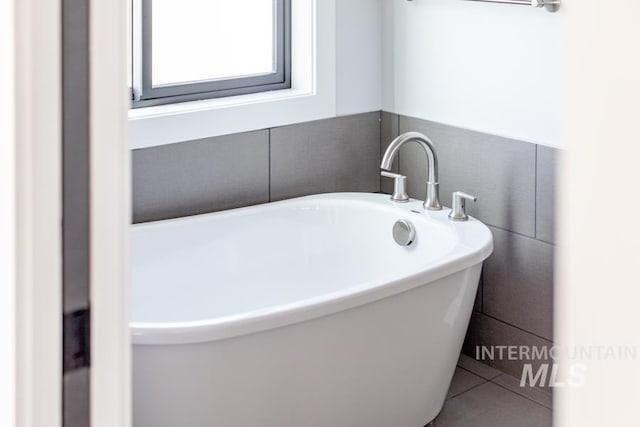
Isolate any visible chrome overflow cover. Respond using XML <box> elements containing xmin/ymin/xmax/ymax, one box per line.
<box><xmin>392</xmin><ymin>219</ymin><xmax>416</xmax><ymax>246</ymax></box>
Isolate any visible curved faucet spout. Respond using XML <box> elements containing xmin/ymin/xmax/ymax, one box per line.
<box><xmin>380</xmin><ymin>132</ymin><xmax>441</xmax><ymax>210</ymax></box>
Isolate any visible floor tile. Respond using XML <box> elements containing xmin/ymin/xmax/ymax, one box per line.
<box><xmin>434</xmin><ymin>382</ymin><xmax>552</xmax><ymax>427</ymax></box>
<box><xmin>491</xmin><ymin>374</ymin><xmax>552</xmax><ymax>409</ymax></box>
<box><xmin>457</xmin><ymin>354</ymin><xmax>502</xmax><ymax>380</ymax></box>
<box><xmin>447</xmin><ymin>367</ymin><xmax>486</xmax><ymax>399</ymax></box>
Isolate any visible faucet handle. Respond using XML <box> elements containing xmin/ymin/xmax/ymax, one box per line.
<box><xmin>448</xmin><ymin>191</ymin><xmax>477</xmax><ymax>221</ymax></box>
<box><xmin>381</xmin><ymin>170</ymin><xmax>410</xmax><ymax>203</ymax></box>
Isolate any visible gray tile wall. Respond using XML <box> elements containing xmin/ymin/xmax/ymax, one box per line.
<box><xmin>380</xmin><ymin>112</ymin><xmax>559</xmax><ymax>376</ymax></box>
<box><xmin>536</xmin><ymin>145</ymin><xmax>559</xmax><ymax>244</ymax></box>
<box><xmin>463</xmin><ymin>312</ymin><xmax>554</xmax><ymax>381</ymax></box>
<box><xmin>132</xmin><ymin>112</ymin><xmax>381</xmax><ymax>223</ymax></box>
<box><xmin>270</xmin><ymin>113</ymin><xmax>380</xmax><ymax>201</ymax></box>
<box><xmin>133</xmin><ymin>131</ymin><xmax>270</xmax><ymax>223</ymax></box>
<box><xmin>398</xmin><ymin>116</ymin><xmax>537</xmax><ymax>237</ymax></box>
<box><xmin>380</xmin><ymin>111</ymin><xmax>399</xmax><ymax>194</ymax></box>
<box><xmin>483</xmin><ymin>226</ymin><xmax>554</xmax><ymax>339</ymax></box>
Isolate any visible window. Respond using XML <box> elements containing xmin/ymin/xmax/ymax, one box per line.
<box><xmin>130</xmin><ymin>0</ymin><xmax>291</xmax><ymax>108</ymax></box>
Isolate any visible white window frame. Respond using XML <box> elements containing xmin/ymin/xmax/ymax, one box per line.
<box><xmin>129</xmin><ymin>0</ymin><xmax>337</xmax><ymax>150</ymax></box>
<box><xmin>132</xmin><ymin>0</ymin><xmax>292</xmax><ymax>108</ymax></box>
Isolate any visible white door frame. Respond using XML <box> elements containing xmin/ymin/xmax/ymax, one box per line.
<box><xmin>89</xmin><ymin>0</ymin><xmax>131</xmax><ymax>426</ymax></box>
<box><xmin>558</xmin><ymin>0</ymin><xmax>640</xmax><ymax>424</ymax></box>
<box><xmin>13</xmin><ymin>0</ymin><xmax>63</xmax><ymax>426</ymax></box>
<box><xmin>7</xmin><ymin>0</ymin><xmax>131</xmax><ymax>426</ymax></box>
<box><xmin>1</xmin><ymin>0</ymin><xmax>17</xmax><ymax>425</ymax></box>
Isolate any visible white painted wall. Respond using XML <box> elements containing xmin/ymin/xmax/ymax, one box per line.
<box><xmin>335</xmin><ymin>0</ymin><xmax>382</xmax><ymax>116</ymax></box>
<box><xmin>382</xmin><ymin>0</ymin><xmax>564</xmax><ymax>148</ymax></box>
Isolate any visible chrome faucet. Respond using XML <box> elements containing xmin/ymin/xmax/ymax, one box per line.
<box><xmin>380</xmin><ymin>132</ymin><xmax>442</xmax><ymax>210</ymax></box>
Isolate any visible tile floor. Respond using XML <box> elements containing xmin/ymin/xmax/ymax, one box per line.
<box><xmin>432</xmin><ymin>354</ymin><xmax>552</xmax><ymax>426</ymax></box>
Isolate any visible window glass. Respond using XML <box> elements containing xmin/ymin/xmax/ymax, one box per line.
<box><xmin>151</xmin><ymin>0</ymin><xmax>275</xmax><ymax>87</ymax></box>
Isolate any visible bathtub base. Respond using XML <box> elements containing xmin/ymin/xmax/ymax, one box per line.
<box><xmin>133</xmin><ymin>264</ymin><xmax>481</xmax><ymax>427</ymax></box>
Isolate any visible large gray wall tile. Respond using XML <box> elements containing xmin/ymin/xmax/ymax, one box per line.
<box><xmin>398</xmin><ymin>116</ymin><xmax>537</xmax><ymax>237</ymax></box>
<box><xmin>270</xmin><ymin>113</ymin><xmax>380</xmax><ymax>201</ymax></box>
<box><xmin>536</xmin><ymin>146</ymin><xmax>559</xmax><ymax>244</ymax></box>
<box><xmin>483</xmin><ymin>226</ymin><xmax>554</xmax><ymax>340</ymax></box>
<box><xmin>132</xmin><ymin>131</ymin><xmax>269</xmax><ymax>223</ymax></box>
<box><xmin>463</xmin><ymin>312</ymin><xmax>553</xmax><ymax>384</ymax></box>
<box><xmin>380</xmin><ymin>111</ymin><xmax>399</xmax><ymax>194</ymax></box>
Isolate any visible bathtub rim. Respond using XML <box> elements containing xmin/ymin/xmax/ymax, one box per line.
<box><xmin>130</xmin><ymin>193</ymin><xmax>493</xmax><ymax>346</ymax></box>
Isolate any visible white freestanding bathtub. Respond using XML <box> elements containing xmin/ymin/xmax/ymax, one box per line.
<box><xmin>131</xmin><ymin>192</ymin><xmax>493</xmax><ymax>427</ymax></box>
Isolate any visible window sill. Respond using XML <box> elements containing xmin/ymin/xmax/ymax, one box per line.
<box><xmin>129</xmin><ymin>87</ymin><xmax>312</xmax><ymax>121</ymax></box>
<box><xmin>128</xmin><ymin>85</ymin><xmax>335</xmax><ymax>150</ymax></box>
<box><xmin>128</xmin><ymin>0</ymin><xmax>336</xmax><ymax>150</ymax></box>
